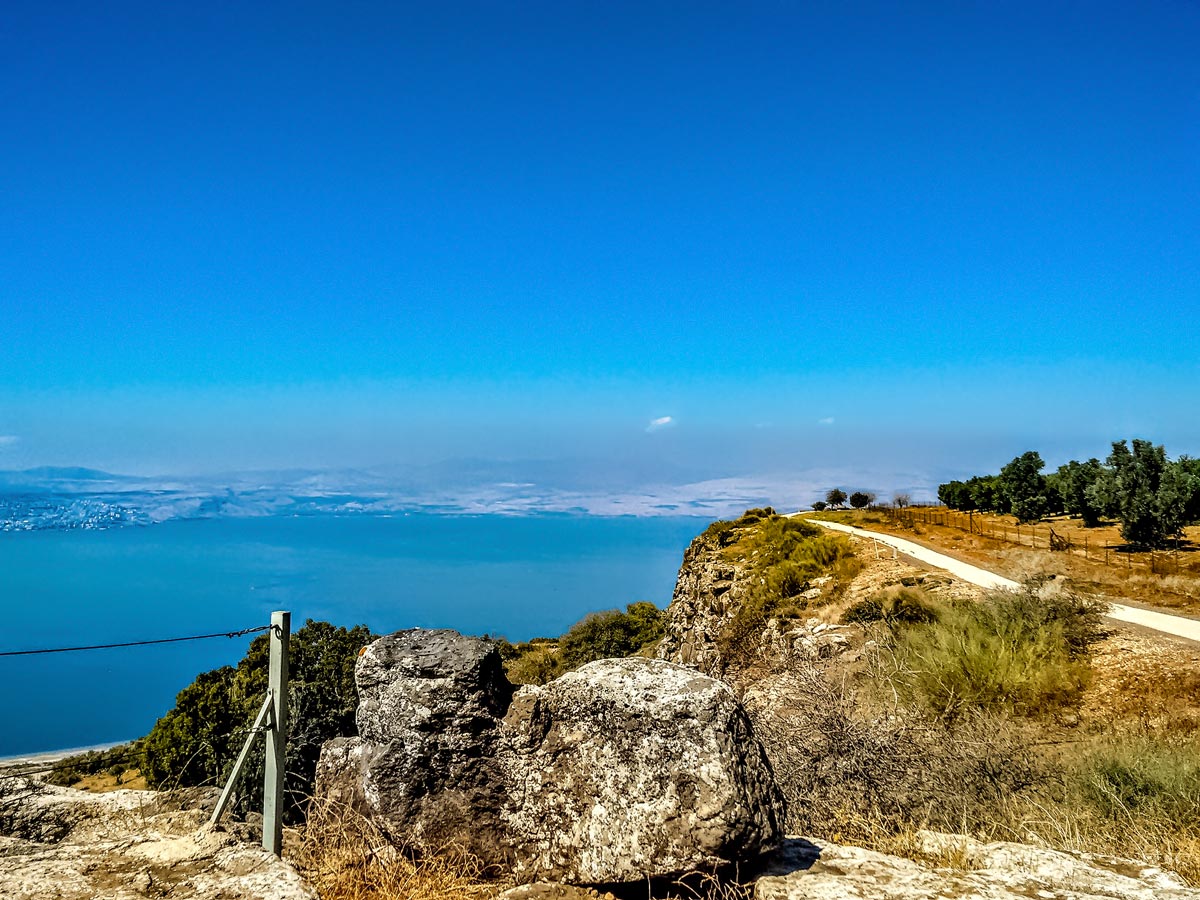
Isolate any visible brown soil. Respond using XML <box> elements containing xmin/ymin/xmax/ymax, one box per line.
<box><xmin>813</xmin><ymin>509</ymin><xmax>1200</xmax><ymax>616</ymax></box>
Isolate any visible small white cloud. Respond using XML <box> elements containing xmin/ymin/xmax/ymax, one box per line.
<box><xmin>817</xmin><ymin>417</ymin><xmax>835</xmax><ymax>426</ymax></box>
<box><xmin>645</xmin><ymin>416</ymin><xmax>675</xmax><ymax>433</ymax></box>
<box><xmin>0</xmin><ymin>435</ymin><xmax>17</xmax><ymax>447</ymax></box>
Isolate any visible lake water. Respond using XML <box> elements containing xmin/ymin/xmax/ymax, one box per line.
<box><xmin>0</xmin><ymin>514</ymin><xmax>706</xmax><ymax>757</ymax></box>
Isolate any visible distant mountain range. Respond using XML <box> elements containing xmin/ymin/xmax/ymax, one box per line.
<box><xmin>0</xmin><ymin>462</ymin><xmax>934</xmax><ymax>532</ymax></box>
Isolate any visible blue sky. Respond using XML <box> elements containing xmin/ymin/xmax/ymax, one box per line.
<box><xmin>2</xmin><ymin>2</ymin><xmax>1198</xmax><ymax>493</ymax></box>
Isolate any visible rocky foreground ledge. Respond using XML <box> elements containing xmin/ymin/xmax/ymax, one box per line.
<box><xmin>0</xmin><ymin>779</ymin><xmax>313</xmax><ymax>899</ymax></box>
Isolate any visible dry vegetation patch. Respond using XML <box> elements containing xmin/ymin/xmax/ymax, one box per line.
<box><xmin>813</xmin><ymin>508</ymin><xmax>1200</xmax><ymax>613</ymax></box>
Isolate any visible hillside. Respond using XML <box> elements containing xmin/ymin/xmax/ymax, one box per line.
<box><xmin>6</xmin><ymin>508</ymin><xmax>1200</xmax><ymax>899</ymax></box>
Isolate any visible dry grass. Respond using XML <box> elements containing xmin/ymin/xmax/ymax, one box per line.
<box><xmin>70</xmin><ymin>769</ymin><xmax>149</xmax><ymax>793</ymax></box>
<box><xmin>294</xmin><ymin>800</ymin><xmax>503</xmax><ymax>900</ymax></box>
<box><xmin>811</xmin><ymin>509</ymin><xmax>1200</xmax><ymax>613</ymax></box>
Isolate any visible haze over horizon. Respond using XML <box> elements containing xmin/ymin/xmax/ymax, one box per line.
<box><xmin>3</xmin><ymin>3</ymin><xmax>1198</xmax><ymax>499</ymax></box>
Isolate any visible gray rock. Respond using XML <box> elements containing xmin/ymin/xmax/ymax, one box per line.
<box><xmin>498</xmin><ymin>883</ymin><xmax>616</xmax><ymax>900</ymax></box>
<box><xmin>315</xmin><ymin>630</ymin><xmax>786</xmax><ymax>884</ymax></box>
<box><xmin>754</xmin><ymin>834</ymin><xmax>1200</xmax><ymax>900</ymax></box>
<box><xmin>500</xmin><ymin>658</ymin><xmax>785</xmax><ymax>883</ymax></box>
<box><xmin>656</xmin><ymin>531</ymin><xmax>748</xmax><ymax>675</ymax></box>
<box><xmin>317</xmin><ymin>629</ymin><xmax>515</xmax><ymax>865</ymax></box>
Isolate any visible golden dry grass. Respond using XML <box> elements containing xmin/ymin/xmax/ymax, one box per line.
<box><xmin>293</xmin><ymin>800</ymin><xmax>503</xmax><ymax>900</ymax></box>
<box><xmin>71</xmin><ymin>769</ymin><xmax>149</xmax><ymax>792</ymax></box>
<box><xmin>812</xmin><ymin>508</ymin><xmax>1200</xmax><ymax>613</ymax></box>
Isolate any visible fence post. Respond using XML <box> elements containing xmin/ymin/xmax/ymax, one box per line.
<box><xmin>263</xmin><ymin>610</ymin><xmax>290</xmax><ymax>857</ymax></box>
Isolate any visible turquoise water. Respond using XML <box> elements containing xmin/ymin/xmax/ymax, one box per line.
<box><xmin>0</xmin><ymin>514</ymin><xmax>706</xmax><ymax>756</ymax></box>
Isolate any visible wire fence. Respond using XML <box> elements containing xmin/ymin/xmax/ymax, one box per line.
<box><xmin>882</xmin><ymin>506</ymin><xmax>1191</xmax><ymax>577</ymax></box>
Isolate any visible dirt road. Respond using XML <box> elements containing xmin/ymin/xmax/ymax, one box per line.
<box><xmin>811</xmin><ymin>518</ymin><xmax>1200</xmax><ymax>645</ymax></box>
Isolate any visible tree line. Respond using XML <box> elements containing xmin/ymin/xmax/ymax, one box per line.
<box><xmin>812</xmin><ymin>488</ymin><xmax>877</xmax><ymax>512</ymax></box>
<box><xmin>937</xmin><ymin>439</ymin><xmax>1200</xmax><ymax>548</ymax></box>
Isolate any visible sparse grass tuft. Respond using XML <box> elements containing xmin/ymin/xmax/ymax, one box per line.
<box><xmin>871</xmin><ymin>582</ymin><xmax>1106</xmax><ymax>720</ymax></box>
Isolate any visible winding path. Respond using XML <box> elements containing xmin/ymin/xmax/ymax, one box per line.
<box><xmin>808</xmin><ymin>518</ymin><xmax>1200</xmax><ymax>645</ymax></box>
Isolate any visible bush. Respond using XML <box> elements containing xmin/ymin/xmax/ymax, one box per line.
<box><xmin>879</xmin><ymin>584</ymin><xmax>1106</xmax><ymax>720</ymax></box>
<box><xmin>702</xmin><ymin>519</ymin><xmax>739</xmax><ymax>547</ymax></box>
<box><xmin>843</xmin><ymin>588</ymin><xmax>939</xmax><ymax>627</ymax></box>
<box><xmin>501</xmin><ymin>602</ymin><xmax>666</xmax><ymax>684</ymax></box>
<box><xmin>503</xmin><ymin>643</ymin><xmax>563</xmax><ymax>685</ymax></box>
<box><xmin>1079</xmin><ymin>737</ymin><xmax>1200</xmax><ymax>825</ymax></box>
<box><xmin>559</xmin><ymin>601</ymin><xmax>664</xmax><ymax>670</ymax></box>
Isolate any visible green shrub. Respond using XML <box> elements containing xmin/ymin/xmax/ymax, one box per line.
<box><xmin>1078</xmin><ymin>738</ymin><xmax>1200</xmax><ymax>824</ymax></box>
<box><xmin>559</xmin><ymin>601</ymin><xmax>664</xmax><ymax>670</ymax></box>
<box><xmin>843</xmin><ymin>588</ymin><xmax>939</xmax><ymax>627</ymax></box>
<box><xmin>504</xmin><ymin>643</ymin><xmax>564</xmax><ymax>685</ymax></box>
<box><xmin>702</xmin><ymin>519</ymin><xmax>739</xmax><ymax>547</ymax></box>
<box><xmin>880</xmin><ymin>584</ymin><xmax>1106</xmax><ymax>720</ymax></box>
<box><xmin>767</xmin><ymin>561</ymin><xmax>810</xmax><ymax>599</ymax></box>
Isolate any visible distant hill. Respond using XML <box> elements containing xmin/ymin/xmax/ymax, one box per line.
<box><xmin>0</xmin><ymin>467</ymin><xmax>136</xmax><ymax>493</ymax></box>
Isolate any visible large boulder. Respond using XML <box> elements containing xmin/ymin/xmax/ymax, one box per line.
<box><xmin>317</xmin><ymin>629</ymin><xmax>515</xmax><ymax>862</ymax></box>
<box><xmin>500</xmin><ymin>658</ymin><xmax>785</xmax><ymax>883</ymax></box>
<box><xmin>315</xmin><ymin>629</ymin><xmax>785</xmax><ymax>884</ymax></box>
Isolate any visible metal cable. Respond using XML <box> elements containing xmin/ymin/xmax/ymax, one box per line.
<box><xmin>0</xmin><ymin>625</ymin><xmax>273</xmax><ymax>657</ymax></box>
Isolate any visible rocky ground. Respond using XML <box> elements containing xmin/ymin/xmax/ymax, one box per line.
<box><xmin>0</xmin><ymin>777</ymin><xmax>313</xmax><ymax>899</ymax></box>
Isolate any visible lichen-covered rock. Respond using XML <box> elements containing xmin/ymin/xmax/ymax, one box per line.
<box><xmin>754</xmin><ymin>834</ymin><xmax>1200</xmax><ymax>900</ymax></box>
<box><xmin>499</xmin><ymin>658</ymin><xmax>785</xmax><ymax>883</ymax></box>
<box><xmin>315</xmin><ymin>630</ymin><xmax>786</xmax><ymax>884</ymax></box>
<box><xmin>317</xmin><ymin>629</ymin><xmax>515</xmax><ymax>864</ymax></box>
<box><xmin>0</xmin><ymin>781</ymin><xmax>314</xmax><ymax>900</ymax></box>
<box><xmin>656</xmin><ymin>530</ymin><xmax>747</xmax><ymax>675</ymax></box>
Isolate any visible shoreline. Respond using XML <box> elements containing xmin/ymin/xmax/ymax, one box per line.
<box><xmin>0</xmin><ymin>740</ymin><xmax>129</xmax><ymax>770</ymax></box>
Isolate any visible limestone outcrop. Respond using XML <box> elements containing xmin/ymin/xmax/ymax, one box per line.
<box><xmin>500</xmin><ymin>657</ymin><xmax>784</xmax><ymax>882</ymax></box>
<box><xmin>755</xmin><ymin>834</ymin><xmax>1200</xmax><ymax>900</ymax></box>
<box><xmin>315</xmin><ymin>629</ymin><xmax>786</xmax><ymax>884</ymax></box>
<box><xmin>0</xmin><ymin>778</ymin><xmax>314</xmax><ymax>900</ymax></box>
<box><xmin>654</xmin><ymin>529</ymin><xmax>747</xmax><ymax>675</ymax></box>
<box><xmin>655</xmin><ymin>529</ymin><xmax>850</xmax><ymax>676</ymax></box>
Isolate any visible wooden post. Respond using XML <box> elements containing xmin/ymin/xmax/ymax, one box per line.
<box><xmin>263</xmin><ymin>610</ymin><xmax>290</xmax><ymax>857</ymax></box>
